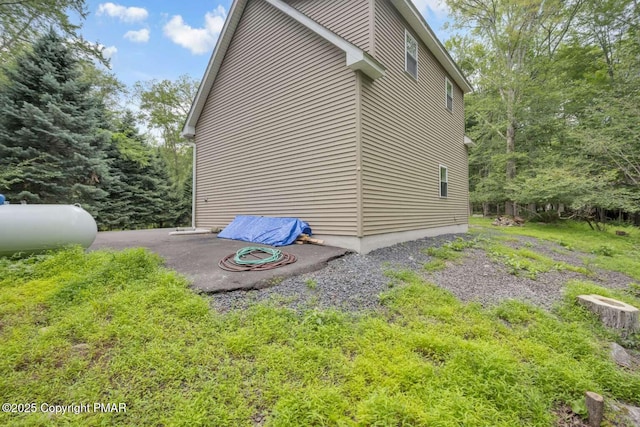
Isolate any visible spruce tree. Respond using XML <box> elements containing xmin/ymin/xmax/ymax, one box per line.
<box><xmin>95</xmin><ymin>111</ymin><xmax>177</xmax><ymax>230</ymax></box>
<box><xmin>0</xmin><ymin>30</ymin><xmax>109</xmax><ymax>206</ymax></box>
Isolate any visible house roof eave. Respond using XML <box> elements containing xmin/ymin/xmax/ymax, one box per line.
<box><xmin>181</xmin><ymin>0</ymin><xmax>248</xmax><ymax>138</ymax></box>
<box><xmin>264</xmin><ymin>0</ymin><xmax>386</xmax><ymax>80</ymax></box>
<box><xmin>182</xmin><ymin>0</ymin><xmax>387</xmax><ymax>138</ymax></box>
<box><xmin>346</xmin><ymin>50</ymin><xmax>385</xmax><ymax>79</ymax></box>
<box><xmin>464</xmin><ymin>135</ymin><xmax>476</xmax><ymax>148</ymax></box>
<box><xmin>390</xmin><ymin>0</ymin><xmax>473</xmax><ymax>94</ymax></box>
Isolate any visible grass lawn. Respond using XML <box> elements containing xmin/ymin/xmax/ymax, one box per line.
<box><xmin>1</xmin><ymin>221</ymin><xmax>640</xmax><ymax>426</ymax></box>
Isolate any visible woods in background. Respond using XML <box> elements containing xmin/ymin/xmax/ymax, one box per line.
<box><xmin>447</xmin><ymin>0</ymin><xmax>639</xmax><ymax>226</ymax></box>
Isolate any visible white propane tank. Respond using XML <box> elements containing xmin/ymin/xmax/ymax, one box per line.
<box><xmin>0</xmin><ymin>204</ymin><xmax>98</xmax><ymax>256</ymax></box>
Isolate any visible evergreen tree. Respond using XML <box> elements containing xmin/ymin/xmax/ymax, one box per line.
<box><xmin>95</xmin><ymin>111</ymin><xmax>178</xmax><ymax>230</ymax></box>
<box><xmin>0</xmin><ymin>30</ymin><xmax>110</xmax><ymax>207</ymax></box>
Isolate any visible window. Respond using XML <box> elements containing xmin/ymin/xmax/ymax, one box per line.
<box><xmin>445</xmin><ymin>78</ymin><xmax>453</xmax><ymax>111</ymax></box>
<box><xmin>405</xmin><ymin>30</ymin><xmax>417</xmax><ymax>78</ymax></box>
<box><xmin>439</xmin><ymin>165</ymin><xmax>448</xmax><ymax>198</ymax></box>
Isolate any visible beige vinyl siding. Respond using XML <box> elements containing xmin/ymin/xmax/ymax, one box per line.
<box><xmin>360</xmin><ymin>0</ymin><xmax>468</xmax><ymax>235</ymax></box>
<box><xmin>285</xmin><ymin>0</ymin><xmax>371</xmax><ymax>52</ymax></box>
<box><xmin>195</xmin><ymin>0</ymin><xmax>358</xmax><ymax>235</ymax></box>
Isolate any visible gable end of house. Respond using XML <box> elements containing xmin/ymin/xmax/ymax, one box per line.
<box><xmin>182</xmin><ymin>0</ymin><xmax>470</xmax><ymax>138</ymax></box>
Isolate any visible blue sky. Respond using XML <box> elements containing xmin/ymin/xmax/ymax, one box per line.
<box><xmin>79</xmin><ymin>0</ymin><xmax>452</xmax><ymax>87</ymax></box>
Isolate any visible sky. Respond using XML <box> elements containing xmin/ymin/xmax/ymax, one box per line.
<box><xmin>78</xmin><ymin>0</ymin><xmax>452</xmax><ymax>87</ymax></box>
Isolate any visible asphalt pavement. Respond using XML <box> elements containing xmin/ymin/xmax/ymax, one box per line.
<box><xmin>90</xmin><ymin>229</ymin><xmax>349</xmax><ymax>293</ymax></box>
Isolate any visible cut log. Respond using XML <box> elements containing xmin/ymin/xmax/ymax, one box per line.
<box><xmin>577</xmin><ymin>295</ymin><xmax>639</xmax><ymax>337</ymax></box>
<box><xmin>296</xmin><ymin>234</ymin><xmax>325</xmax><ymax>245</ymax></box>
<box><xmin>586</xmin><ymin>391</ymin><xmax>604</xmax><ymax>427</ymax></box>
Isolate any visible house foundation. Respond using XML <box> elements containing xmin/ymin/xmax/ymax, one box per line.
<box><xmin>315</xmin><ymin>223</ymin><xmax>469</xmax><ymax>254</ymax></box>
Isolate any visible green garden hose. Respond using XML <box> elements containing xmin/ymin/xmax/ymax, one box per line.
<box><xmin>219</xmin><ymin>246</ymin><xmax>297</xmax><ymax>272</ymax></box>
<box><xmin>233</xmin><ymin>247</ymin><xmax>283</xmax><ymax>265</ymax></box>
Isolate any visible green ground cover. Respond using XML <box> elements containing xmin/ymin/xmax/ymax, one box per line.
<box><xmin>1</xmin><ymin>220</ymin><xmax>639</xmax><ymax>426</ymax></box>
<box><xmin>484</xmin><ymin>242</ymin><xmax>592</xmax><ymax>279</ymax></box>
<box><xmin>470</xmin><ymin>217</ymin><xmax>640</xmax><ymax>281</ymax></box>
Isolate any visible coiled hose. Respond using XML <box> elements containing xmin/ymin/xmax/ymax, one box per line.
<box><xmin>219</xmin><ymin>246</ymin><xmax>297</xmax><ymax>271</ymax></box>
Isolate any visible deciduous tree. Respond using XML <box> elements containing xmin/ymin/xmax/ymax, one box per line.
<box><xmin>446</xmin><ymin>0</ymin><xmax>584</xmax><ymax>215</ymax></box>
<box><xmin>134</xmin><ymin>75</ymin><xmax>198</xmax><ymax>226</ymax></box>
<box><xmin>0</xmin><ymin>0</ymin><xmax>101</xmax><ymax>64</ymax></box>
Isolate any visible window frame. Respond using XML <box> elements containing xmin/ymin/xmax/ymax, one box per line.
<box><xmin>404</xmin><ymin>29</ymin><xmax>418</xmax><ymax>79</ymax></box>
<box><xmin>445</xmin><ymin>77</ymin><xmax>453</xmax><ymax>112</ymax></box>
<box><xmin>439</xmin><ymin>165</ymin><xmax>448</xmax><ymax>198</ymax></box>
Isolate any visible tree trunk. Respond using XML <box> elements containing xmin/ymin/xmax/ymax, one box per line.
<box><xmin>483</xmin><ymin>203</ymin><xmax>490</xmax><ymax>217</ymax></box>
<box><xmin>505</xmin><ymin>107</ymin><xmax>517</xmax><ymax>216</ymax></box>
<box><xmin>598</xmin><ymin>208</ymin><xmax>606</xmax><ymax>224</ymax></box>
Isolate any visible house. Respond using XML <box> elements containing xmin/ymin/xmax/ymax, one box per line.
<box><xmin>182</xmin><ymin>0</ymin><xmax>473</xmax><ymax>253</ymax></box>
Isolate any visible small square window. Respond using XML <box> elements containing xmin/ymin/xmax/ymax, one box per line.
<box><xmin>445</xmin><ymin>78</ymin><xmax>453</xmax><ymax>111</ymax></box>
<box><xmin>439</xmin><ymin>165</ymin><xmax>448</xmax><ymax>198</ymax></box>
<box><xmin>405</xmin><ymin>30</ymin><xmax>417</xmax><ymax>78</ymax></box>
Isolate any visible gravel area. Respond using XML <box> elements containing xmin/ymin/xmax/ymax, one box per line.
<box><xmin>486</xmin><ymin>235</ymin><xmax>635</xmax><ymax>293</ymax></box>
<box><xmin>209</xmin><ymin>234</ymin><xmax>464</xmax><ymax>313</ymax></box>
<box><xmin>429</xmin><ymin>249</ymin><xmax>609</xmax><ymax>310</ymax></box>
<box><xmin>209</xmin><ymin>231</ymin><xmax>637</xmax><ymax>313</ymax></box>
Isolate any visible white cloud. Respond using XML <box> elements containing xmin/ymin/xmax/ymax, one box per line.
<box><xmin>100</xmin><ymin>45</ymin><xmax>118</xmax><ymax>59</ymax></box>
<box><xmin>124</xmin><ymin>28</ymin><xmax>150</xmax><ymax>43</ymax></box>
<box><xmin>163</xmin><ymin>5</ymin><xmax>226</xmax><ymax>55</ymax></box>
<box><xmin>412</xmin><ymin>0</ymin><xmax>449</xmax><ymax>15</ymax></box>
<box><xmin>97</xmin><ymin>2</ymin><xmax>148</xmax><ymax>23</ymax></box>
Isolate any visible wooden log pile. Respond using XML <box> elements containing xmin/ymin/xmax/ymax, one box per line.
<box><xmin>492</xmin><ymin>216</ymin><xmax>526</xmax><ymax>227</ymax></box>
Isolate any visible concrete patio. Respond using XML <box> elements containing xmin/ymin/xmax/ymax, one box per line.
<box><xmin>89</xmin><ymin>229</ymin><xmax>349</xmax><ymax>293</ymax></box>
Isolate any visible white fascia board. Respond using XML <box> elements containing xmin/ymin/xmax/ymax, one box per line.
<box><xmin>181</xmin><ymin>0</ymin><xmax>248</xmax><ymax>138</ymax></box>
<box><xmin>264</xmin><ymin>0</ymin><xmax>385</xmax><ymax>79</ymax></box>
<box><xmin>391</xmin><ymin>0</ymin><xmax>473</xmax><ymax>94</ymax></box>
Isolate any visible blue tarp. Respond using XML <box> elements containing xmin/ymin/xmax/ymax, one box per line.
<box><xmin>218</xmin><ymin>215</ymin><xmax>312</xmax><ymax>247</ymax></box>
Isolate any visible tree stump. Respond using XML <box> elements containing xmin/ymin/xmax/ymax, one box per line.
<box><xmin>577</xmin><ymin>295</ymin><xmax>639</xmax><ymax>337</ymax></box>
<box><xmin>586</xmin><ymin>391</ymin><xmax>604</xmax><ymax>427</ymax></box>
